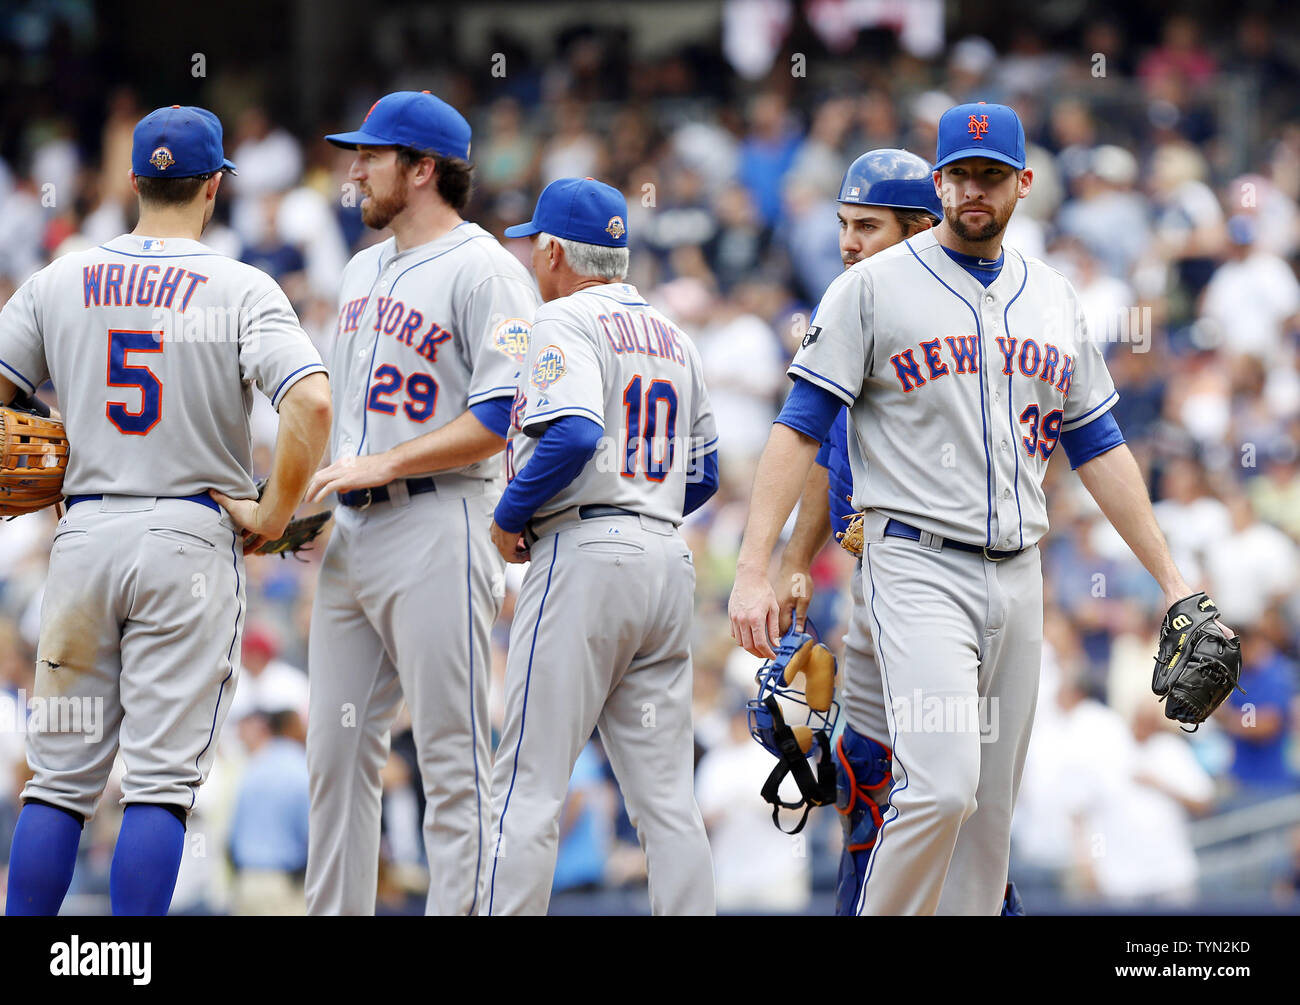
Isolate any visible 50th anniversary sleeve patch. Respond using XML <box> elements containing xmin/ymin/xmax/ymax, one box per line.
<box><xmin>493</xmin><ymin>317</ymin><xmax>532</xmax><ymax>362</ymax></box>
<box><xmin>531</xmin><ymin>345</ymin><xmax>566</xmax><ymax>389</ymax></box>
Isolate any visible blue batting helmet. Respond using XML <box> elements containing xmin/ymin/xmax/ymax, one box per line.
<box><xmin>837</xmin><ymin>148</ymin><xmax>942</xmax><ymax>221</ymax></box>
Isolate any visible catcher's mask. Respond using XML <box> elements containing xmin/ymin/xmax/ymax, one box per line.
<box><xmin>746</xmin><ymin>622</ymin><xmax>840</xmax><ymax>833</ymax></box>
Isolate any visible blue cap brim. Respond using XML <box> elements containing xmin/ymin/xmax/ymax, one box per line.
<box><xmin>325</xmin><ymin>129</ymin><xmax>399</xmax><ymax>149</ymax></box>
<box><xmin>503</xmin><ymin>221</ymin><xmax>542</xmax><ymax>239</ymax></box>
<box><xmin>934</xmin><ymin>148</ymin><xmax>1025</xmax><ymax>170</ymax></box>
<box><xmin>222</xmin><ymin>158</ymin><xmax>238</xmax><ymax>176</ymax></box>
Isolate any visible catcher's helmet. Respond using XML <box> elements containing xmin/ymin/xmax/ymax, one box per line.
<box><xmin>837</xmin><ymin>148</ymin><xmax>942</xmax><ymax>221</ymax></box>
<box><xmin>747</xmin><ymin>624</ymin><xmax>840</xmax><ymax>759</ymax></box>
<box><xmin>746</xmin><ymin>623</ymin><xmax>841</xmax><ymax>832</ymax></box>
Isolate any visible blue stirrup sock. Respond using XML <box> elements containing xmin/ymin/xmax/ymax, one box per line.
<box><xmin>109</xmin><ymin>803</ymin><xmax>187</xmax><ymax>916</ymax></box>
<box><xmin>5</xmin><ymin>800</ymin><xmax>84</xmax><ymax>916</ymax></box>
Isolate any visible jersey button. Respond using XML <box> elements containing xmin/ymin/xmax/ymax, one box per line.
<box><xmin>985</xmin><ymin>295</ymin><xmax>994</xmax><ymax>304</ymax></box>
<box><xmin>1002</xmin><ymin>488</ymin><xmax>1012</xmax><ymax>499</ymax></box>
<box><xmin>1001</xmin><ymin>440</ymin><xmax>1009</xmax><ymax>451</ymax></box>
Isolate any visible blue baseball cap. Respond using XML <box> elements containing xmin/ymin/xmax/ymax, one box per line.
<box><xmin>934</xmin><ymin>102</ymin><xmax>1026</xmax><ymax>171</ymax></box>
<box><xmin>504</xmin><ymin>178</ymin><xmax>629</xmax><ymax>248</ymax></box>
<box><xmin>325</xmin><ymin>91</ymin><xmax>471</xmax><ymax>160</ymax></box>
<box><xmin>132</xmin><ymin>105</ymin><xmax>237</xmax><ymax>178</ymax></box>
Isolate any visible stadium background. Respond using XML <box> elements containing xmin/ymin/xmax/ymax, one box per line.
<box><xmin>1</xmin><ymin>0</ymin><xmax>1298</xmax><ymax>915</ymax></box>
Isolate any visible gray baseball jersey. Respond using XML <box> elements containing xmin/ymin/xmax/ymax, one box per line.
<box><xmin>508</xmin><ymin>283</ymin><xmax>718</xmax><ymax>523</ymax></box>
<box><xmin>325</xmin><ymin>221</ymin><xmax>537</xmax><ymax>477</ymax></box>
<box><xmin>0</xmin><ymin>232</ymin><xmax>324</xmax><ymax>823</ymax></box>
<box><xmin>0</xmin><ymin>235</ymin><xmax>327</xmax><ymax>496</ymax></box>
<box><xmin>791</xmin><ymin>228</ymin><xmax>1117</xmax><ymax>551</ymax></box>
<box><xmin>486</xmin><ymin>281</ymin><xmax>716</xmax><ymax>916</ymax></box>
<box><xmin>307</xmin><ymin>221</ymin><xmax>538</xmax><ymax>917</ymax></box>
<box><xmin>790</xmin><ymin>228</ymin><xmax>1120</xmax><ymax>915</ymax></box>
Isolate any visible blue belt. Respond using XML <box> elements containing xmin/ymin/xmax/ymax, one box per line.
<box><xmin>338</xmin><ymin>477</ymin><xmax>438</xmax><ymax>509</ymax></box>
<box><xmin>884</xmin><ymin>518</ymin><xmax>1022</xmax><ymax>562</ymax></box>
<box><xmin>577</xmin><ymin>505</ymin><xmax>639</xmax><ymax>519</ymax></box>
<box><xmin>66</xmin><ymin>492</ymin><xmax>221</xmax><ymax>513</ymax></box>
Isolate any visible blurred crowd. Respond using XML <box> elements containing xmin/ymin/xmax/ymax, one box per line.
<box><xmin>2</xmin><ymin>6</ymin><xmax>1300</xmax><ymax>913</ymax></box>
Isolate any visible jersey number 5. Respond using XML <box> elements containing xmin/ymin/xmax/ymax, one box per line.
<box><xmin>622</xmin><ymin>375</ymin><xmax>677</xmax><ymax>481</ymax></box>
<box><xmin>106</xmin><ymin>329</ymin><xmax>162</xmax><ymax>436</ymax></box>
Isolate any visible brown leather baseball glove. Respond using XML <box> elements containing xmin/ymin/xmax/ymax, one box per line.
<box><xmin>0</xmin><ymin>405</ymin><xmax>68</xmax><ymax>516</ymax></box>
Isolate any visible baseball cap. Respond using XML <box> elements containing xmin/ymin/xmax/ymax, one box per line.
<box><xmin>325</xmin><ymin>91</ymin><xmax>471</xmax><ymax>160</ymax></box>
<box><xmin>504</xmin><ymin>177</ymin><xmax>628</xmax><ymax>248</ymax></box>
<box><xmin>132</xmin><ymin>105</ymin><xmax>238</xmax><ymax>179</ymax></box>
<box><xmin>934</xmin><ymin>102</ymin><xmax>1026</xmax><ymax>171</ymax></box>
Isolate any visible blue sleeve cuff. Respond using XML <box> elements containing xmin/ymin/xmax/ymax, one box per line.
<box><xmin>684</xmin><ymin>450</ymin><xmax>719</xmax><ymax>516</ymax></box>
<box><xmin>494</xmin><ymin>415</ymin><xmax>603</xmax><ymax>532</ymax></box>
<box><xmin>469</xmin><ymin>397</ymin><xmax>512</xmax><ymax>439</ymax></box>
<box><xmin>775</xmin><ymin>377</ymin><xmax>843</xmax><ymax>443</ymax></box>
<box><xmin>814</xmin><ymin>437</ymin><xmax>833</xmax><ymax>470</ymax></box>
<box><xmin>1061</xmin><ymin>410</ymin><xmax>1125</xmax><ymax>469</ymax></box>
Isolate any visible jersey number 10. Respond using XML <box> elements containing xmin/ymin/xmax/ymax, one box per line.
<box><xmin>622</xmin><ymin>375</ymin><xmax>677</xmax><ymax>481</ymax></box>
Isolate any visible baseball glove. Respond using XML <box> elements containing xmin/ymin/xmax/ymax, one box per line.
<box><xmin>1152</xmin><ymin>592</ymin><xmax>1242</xmax><ymax>731</ymax></box>
<box><xmin>253</xmin><ymin>510</ymin><xmax>331</xmax><ymax>558</ymax></box>
<box><xmin>0</xmin><ymin>405</ymin><xmax>68</xmax><ymax>517</ymax></box>
<box><xmin>837</xmin><ymin>511</ymin><xmax>865</xmax><ymax>558</ymax></box>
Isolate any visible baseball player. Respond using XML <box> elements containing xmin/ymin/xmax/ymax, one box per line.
<box><xmin>302</xmin><ymin>91</ymin><xmax>539</xmax><ymax>916</ymax></box>
<box><xmin>485</xmin><ymin>178</ymin><xmax>719</xmax><ymax>916</ymax></box>
<box><xmin>1</xmin><ymin>105</ymin><xmax>331</xmax><ymax>916</ymax></box>
<box><xmin>770</xmin><ymin>149</ymin><xmax>941</xmax><ymax>915</ymax></box>
<box><xmin>729</xmin><ymin>102</ymin><xmax>1232</xmax><ymax>915</ymax></box>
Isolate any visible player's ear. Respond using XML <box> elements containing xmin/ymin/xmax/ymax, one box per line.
<box><xmin>1017</xmin><ymin>167</ymin><xmax>1033</xmax><ymax>200</ymax></box>
<box><xmin>413</xmin><ymin>156</ymin><xmax>437</xmax><ymax>190</ymax></box>
<box><xmin>128</xmin><ymin>169</ymin><xmax>140</xmax><ymax>195</ymax></box>
<box><xmin>206</xmin><ymin>173</ymin><xmax>223</xmax><ymax>201</ymax></box>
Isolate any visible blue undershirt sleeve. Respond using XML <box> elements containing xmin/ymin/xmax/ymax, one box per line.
<box><xmin>494</xmin><ymin>416</ymin><xmax>603</xmax><ymax>532</ymax></box>
<box><xmin>469</xmin><ymin>397</ymin><xmax>512</xmax><ymax>439</ymax></box>
<box><xmin>1060</xmin><ymin>409</ymin><xmax>1125</xmax><ymax>470</ymax></box>
<box><xmin>776</xmin><ymin>377</ymin><xmax>844</xmax><ymax>444</ymax></box>
<box><xmin>684</xmin><ymin>450</ymin><xmax>719</xmax><ymax>515</ymax></box>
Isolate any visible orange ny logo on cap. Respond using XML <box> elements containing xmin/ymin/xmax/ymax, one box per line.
<box><xmin>968</xmin><ymin>115</ymin><xmax>989</xmax><ymax>140</ymax></box>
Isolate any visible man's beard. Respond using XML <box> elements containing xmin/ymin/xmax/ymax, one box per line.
<box><xmin>361</xmin><ymin>184</ymin><xmax>408</xmax><ymax>230</ymax></box>
<box><xmin>945</xmin><ymin>198</ymin><xmax>1013</xmax><ymax>243</ymax></box>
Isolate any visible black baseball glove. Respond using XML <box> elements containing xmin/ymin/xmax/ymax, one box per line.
<box><xmin>249</xmin><ymin>477</ymin><xmax>330</xmax><ymax>559</ymax></box>
<box><xmin>1152</xmin><ymin>592</ymin><xmax>1243</xmax><ymax>731</ymax></box>
<box><xmin>254</xmin><ymin>510</ymin><xmax>331</xmax><ymax>558</ymax></box>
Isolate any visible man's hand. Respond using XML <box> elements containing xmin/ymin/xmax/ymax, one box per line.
<box><xmin>210</xmin><ymin>490</ymin><xmax>288</xmax><ymax>554</ymax></box>
<box><xmin>773</xmin><ymin>559</ymin><xmax>814</xmax><ymax>634</ymax></box>
<box><xmin>306</xmin><ymin>452</ymin><xmax>398</xmax><ymax>503</ymax></box>
<box><xmin>491</xmin><ymin>519</ymin><xmax>531</xmax><ymax>564</ymax></box>
<box><xmin>730</xmin><ymin>566</ymin><xmax>781</xmax><ymax>659</ymax></box>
